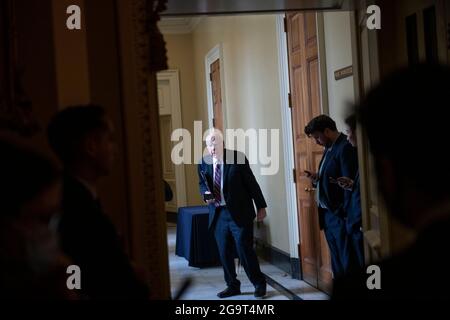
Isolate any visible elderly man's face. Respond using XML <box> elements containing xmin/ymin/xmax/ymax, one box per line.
<box><xmin>206</xmin><ymin>134</ymin><xmax>224</xmax><ymax>159</ymax></box>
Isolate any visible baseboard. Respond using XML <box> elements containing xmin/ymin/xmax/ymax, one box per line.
<box><xmin>290</xmin><ymin>258</ymin><xmax>301</xmax><ymax>280</ymax></box>
<box><xmin>264</xmin><ymin>274</ymin><xmax>302</xmax><ymax>300</ymax></box>
<box><xmin>254</xmin><ymin>239</ymin><xmax>301</xmax><ymax>280</ymax></box>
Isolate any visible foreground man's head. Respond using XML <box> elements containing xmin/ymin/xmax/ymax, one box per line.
<box><xmin>358</xmin><ymin>63</ymin><xmax>450</xmax><ymax>230</ymax></box>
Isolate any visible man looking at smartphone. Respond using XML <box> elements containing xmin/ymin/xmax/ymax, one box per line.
<box><xmin>335</xmin><ymin>114</ymin><xmax>364</xmax><ymax>269</ymax></box>
<box><xmin>304</xmin><ymin>115</ymin><xmax>359</xmax><ymax>277</ymax></box>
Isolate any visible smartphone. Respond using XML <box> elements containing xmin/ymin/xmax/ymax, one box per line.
<box><xmin>203</xmin><ymin>192</ymin><xmax>214</xmax><ymax>201</ymax></box>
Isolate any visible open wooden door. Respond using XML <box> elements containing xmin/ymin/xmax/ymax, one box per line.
<box><xmin>209</xmin><ymin>59</ymin><xmax>224</xmax><ymax>133</ymax></box>
<box><xmin>286</xmin><ymin>12</ymin><xmax>333</xmax><ymax>293</ymax></box>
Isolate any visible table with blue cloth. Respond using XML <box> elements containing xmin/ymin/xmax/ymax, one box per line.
<box><xmin>175</xmin><ymin>206</ymin><xmax>221</xmax><ymax>268</ymax></box>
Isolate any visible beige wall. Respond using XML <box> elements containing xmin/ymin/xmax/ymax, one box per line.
<box><xmin>322</xmin><ymin>12</ymin><xmax>356</xmax><ymax>130</ymax></box>
<box><xmin>15</xmin><ymin>0</ymin><xmax>58</xmax><ymax>152</ymax></box>
<box><xmin>85</xmin><ymin>0</ymin><xmax>130</xmax><ymax>245</ymax></box>
<box><xmin>164</xmin><ymin>16</ymin><xmax>291</xmax><ymax>252</ymax></box>
<box><xmin>52</xmin><ymin>0</ymin><xmax>91</xmax><ymax>107</ymax></box>
<box><xmin>164</xmin><ymin>34</ymin><xmax>204</xmax><ymax>206</ymax></box>
<box><xmin>191</xmin><ymin>15</ymin><xmax>290</xmax><ymax>253</ymax></box>
<box><xmin>50</xmin><ymin>0</ymin><xmax>130</xmax><ymax>246</ymax></box>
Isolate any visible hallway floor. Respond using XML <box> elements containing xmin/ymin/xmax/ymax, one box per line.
<box><xmin>167</xmin><ymin>224</ymin><xmax>329</xmax><ymax>300</ymax></box>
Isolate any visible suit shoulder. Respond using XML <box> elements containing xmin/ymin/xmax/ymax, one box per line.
<box><xmin>337</xmin><ymin>138</ymin><xmax>355</xmax><ymax>155</ymax></box>
<box><xmin>225</xmin><ymin>149</ymin><xmax>247</xmax><ymax>164</ymax></box>
<box><xmin>233</xmin><ymin>150</ymin><xmax>246</xmax><ymax>159</ymax></box>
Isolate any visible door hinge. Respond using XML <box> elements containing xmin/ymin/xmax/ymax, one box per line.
<box><xmin>288</xmin><ymin>93</ymin><xmax>293</xmax><ymax>108</ymax></box>
<box><xmin>284</xmin><ymin>16</ymin><xmax>287</xmax><ymax>33</ymax></box>
<box><xmin>293</xmin><ymin>168</ymin><xmax>297</xmax><ymax>184</ymax></box>
<box><xmin>212</xmin><ymin>118</ymin><xmax>216</xmax><ymax>127</ymax></box>
<box><xmin>209</xmin><ymin>73</ymin><xmax>213</xmax><ymax>82</ymax></box>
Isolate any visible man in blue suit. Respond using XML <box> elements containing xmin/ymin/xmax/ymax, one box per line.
<box><xmin>198</xmin><ymin>130</ymin><xmax>267</xmax><ymax>298</ymax></box>
<box><xmin>336</xmin><ymin>114</ymin><xmax>364</xmax><ymax>269</ymax></box>
<box><xmin>304</xmin><ymin>115</ymin><xmax>358</xmax><ymax>278</ymax></box>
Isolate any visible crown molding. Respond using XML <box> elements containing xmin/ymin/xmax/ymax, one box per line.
<box><xmin>158</xmin><ymin>17</ymin><xmax>204</xmax><ymax>34</ymax></box>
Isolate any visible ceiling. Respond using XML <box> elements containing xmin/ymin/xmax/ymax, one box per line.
<box><xmin>161</xmin><ymin>0</ymin><xmax>357</xmax><ymax>16</ymax></box>
<box><xmin>158</xmin><ymin>17</ymin><xmax>204</xmax><ymax>34</ymax></box>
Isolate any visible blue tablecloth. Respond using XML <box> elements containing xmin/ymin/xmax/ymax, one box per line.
<box><xmin>175</xmin><ymin>206</ymin><xmax>221</xmax><ymax>267</ymax></box>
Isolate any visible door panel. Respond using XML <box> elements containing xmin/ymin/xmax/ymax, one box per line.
<box><xmin>157</xmin><ymin>71</ymin><xmax>187</xmax><ymax>211</ymax></box>
<box><xmin>210</xmin><ymin>59</ymin><xmax>224</xmax><ymax>133</ymax></box>
<box><xmin>286</xmin><ymin>12</ymin><xmax>333</xmax><ymax>293</ymax></box>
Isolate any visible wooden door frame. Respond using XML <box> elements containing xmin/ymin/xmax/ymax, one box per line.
<box><xmin>205</xmin><ymin>44</ymin><xmax>227</xmax><ymax>130</ymax></box>
<box><xmin>276</xmin><ymin>11</ymin><xmax>332</xmax><ymax>274</ymax></box>
<box><xmin>275</xmin><ymin>14</ymin><xmax>300</xmax><ymax>262</ymax></box>
<box><xmin>156</xmin><ymin>69</ymin><xmax>187</xmax><ymax>208</ymax></box>
<box><xmin>349</xmin><ymin>2</ymin><xmax>391</xmax><ymax>262</ymax></box>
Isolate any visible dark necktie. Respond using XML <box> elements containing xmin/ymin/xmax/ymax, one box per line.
<box><xmin>214</xmin><ymin>163</ymin><xmax>222</xmax><ymax>206</ymax></box>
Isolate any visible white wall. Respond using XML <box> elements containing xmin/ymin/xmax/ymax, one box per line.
<box><xmin>323</xmin><ymin>12</ymin><xmax>356</xmax><ymax>130</ymax></box>
<box><xmin>192</xmin><ymin>15</ymin><xmax>290</xmax><ymax>254</ymax></box>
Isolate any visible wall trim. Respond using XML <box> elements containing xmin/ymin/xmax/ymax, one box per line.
<box><xmin>157</xmin><ymin>69</ymin><xmax>187</xmax><ymax>208</ymax></box>
<box><xmin>316</xmin><ymin>12</ymin><xmax>330</xmax><ymax>115</ymax></box>
<box><xmin>265</xmin><ymin>275</ymin><xmax>302</xmax><ymax>300</ymax></box>
<box><xmin>205</xmin><ymin>43</ymin><xmax>228</xmax><ymax>131</ymax></box>
<box><xmin>275</xmin><ymin>14</ymin><xmax>300</xmax><ymax>260</ymax></box>
<box><xmin>158</xmin><ymin>17</ymin><xmax>204</xmax><ymax>34</ymax></box>
<box><xmin>115</xmin><ymin>0</ymin><xmax>170</xmax><ymax>298</ymax></box>
<box><xmin>255</xmin><ymin>239</ymin><xmax>301</xmax><ymax>280</ymax></box>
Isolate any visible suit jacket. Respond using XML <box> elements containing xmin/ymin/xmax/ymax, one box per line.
<box><xmin>198</xmin><ymin>149</ymin><xmax>267</xmax><ymax>229</ymax></box>
<box><xmin>314</xmin><ymin>134</ymin><xmax>358</xmax><ymax>229</ymax></box>
<box><xmin>346</xmin><ymin>170</ymin><xmax>362</xmax><ymax>234</ymax></box>
<box><xmin>59</xmin><ymin>175</ymin><xmax>149</xmax><ymax>299</ymax></box>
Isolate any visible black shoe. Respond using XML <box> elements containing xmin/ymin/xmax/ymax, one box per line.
<box><xmin>217</xmin><ymin>287</ymin><xmax>241</xmax><ymax>298</ymax></box>
<box><xmin>254</xmin><ymin>284</ymin><xmax>267</xmax><ymax>299</ymax></box>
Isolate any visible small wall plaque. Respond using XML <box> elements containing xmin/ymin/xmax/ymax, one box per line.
<box><xmin>334</xmin><ymin>65</ymin><xmax>353</xmax><ymax>81</ymax></box>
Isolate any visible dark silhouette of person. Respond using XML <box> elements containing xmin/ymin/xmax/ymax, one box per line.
<box><xmin>198</xmin><ymin>130</ymin><xmax>267</xmax><ymax>298</ymax></box>
<box><xmin>47</xmin><ymin>105</ymin><xmax>148</xmax><ymax>299</ymax></box>
<box><xmin>335</xmin><ymin>114</ymin><xmax>364</xmax><ymax>269</ymax></box>
<box><xmin>0</xmin><ymin>135</ymin><xmax>74</xmax><ymax>299</ymax></box>
<box><xmin>304</xmin><ymin>115</ymin><xmax>359</xmax><ymax>278</ymax></box>
<box><xmin>332</xmin><ymin>63</ymin><xmax>450</xmax><ymax>299</ymax></box>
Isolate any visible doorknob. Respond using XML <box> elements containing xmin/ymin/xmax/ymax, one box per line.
<box><xmin>304</xmin><ymin>187</ymin><xmax>316</xmax><ymax>192</ymax></box>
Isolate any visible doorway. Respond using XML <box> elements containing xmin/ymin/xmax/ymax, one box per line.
<box><xmin>284</xmin><ymin>12</ymin><xmax>333</xmax><ymax>293</ymax></box>
<box><xmin>157</xmin><ymin>70</ymin><xmax>187</xmax><ymax>213</ymax></box>
<box><xmin>205</xmin><ymin>44</ymin><xmax>226</xmax><ymax>132</ymax></box>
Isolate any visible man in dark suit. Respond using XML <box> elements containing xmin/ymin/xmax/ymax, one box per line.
<box><xmin>336</xmin><ymin>114</ymin><xmax>364</xmax><ymax>269</ymax></box>
<box><xmin>198</xmin><ymin>130</ymin><xmax>267</xmax><ymax>298</ymax></box>
<box><xmin>333</xmin><ymin>64</ymin><xmax>450</xmax><ymax>299</ymax></box>
<box><xmin>48</xmin><ymin>105</ymin><xmax>148</xmax><ymax>299</ymax></box>
<box><xmin>304</xmin><ymin>115</ymin><xmax>359</xmax><ymax>278</ymax></box>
